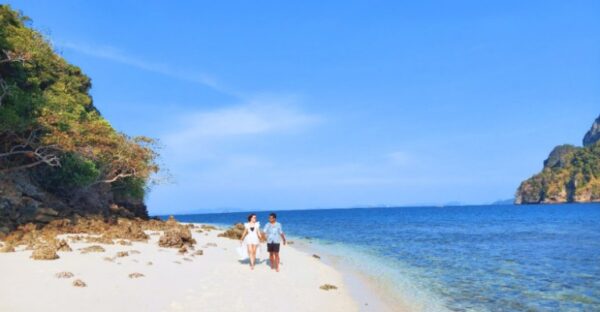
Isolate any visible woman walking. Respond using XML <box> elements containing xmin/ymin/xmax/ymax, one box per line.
<box><xmin>240</xmin><ymin>213</ymin><xmax>262</xmax><ymax>270</ymax></box>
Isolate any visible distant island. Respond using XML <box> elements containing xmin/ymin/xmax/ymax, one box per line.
<box><xmin>491</xmin><ymin>199</ymin><xmax>514</xmax><ymax>205</ymax></box>
<box><xmin>515</xmin><ymin>115</ymin><xmax>600</xmax><ymax>204</ymax></box>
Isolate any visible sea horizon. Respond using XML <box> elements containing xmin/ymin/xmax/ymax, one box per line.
<box><xmin>154</xmin><ymin>202</ymin><xmax>523</xmax><ymax>217</ymax></box>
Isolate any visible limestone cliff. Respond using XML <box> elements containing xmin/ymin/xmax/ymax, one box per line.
<box><xmin>583</xmin><ymin>116</ymin><xmax>600</xmax><ymax>147</ymax></box>
<box><xmin>515</xmin><ymin>115</ymin><xmax>600</xmax><ymax>204</ymax></box>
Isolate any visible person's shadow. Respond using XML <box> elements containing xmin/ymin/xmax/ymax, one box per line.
<box><xmin>237</xmin><ymin>259</ymin><xmax>283</xmax><ymax>266</ymax></box>
<box><xmin>238</xmin><ymin>259</ymin><xmax>283</xmax><ymax>266</ymax></box>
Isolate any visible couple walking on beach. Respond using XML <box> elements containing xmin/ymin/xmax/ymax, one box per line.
<box><xmin>239</xmin><ymin>213</ymin><xmax>286</xmax><ymax>271</ymax></box>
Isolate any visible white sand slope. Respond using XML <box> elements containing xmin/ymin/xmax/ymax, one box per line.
<box><xmin>0</xmin><ymin>225</ymin><xmax>358</xmax><ymax>312</ymax></box>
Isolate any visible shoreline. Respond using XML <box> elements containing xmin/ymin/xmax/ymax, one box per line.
<box><xmin>201</xmin><ymin>222</ymin><xmax>411</xmax><ymax>312</ymax></box>
<box><xmin>290</xmin><ymin>240</ymin><xmax>398</xmax><ymax>312</ymax></box>
<box><xmin>0</xmin><ymin>221</ymin><xmax>360</xmax><ymax>312</ymax></box>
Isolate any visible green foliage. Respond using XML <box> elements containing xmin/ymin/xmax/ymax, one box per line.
<box><xmin>112</xmin><ymin>177</ymin><xmax>146</xmax><ymax>200</ymax></box>
<box><xmin>0</xmin><ymin>5</ymin><xmax>159</xmax><ymax>197</ymax></box>
<box><xmin>35</xmin><ymin>153</ymin><xmax>100</xmax><ymax>193</ymax></box>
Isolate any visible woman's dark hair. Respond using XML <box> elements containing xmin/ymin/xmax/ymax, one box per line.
<box><xmin>269</xmin><ymin>213</ymin><xmax>277</xmax><ymax>219</ymax></box>
<box><xmin>247</xmin><ymin>213</ymin><xmax>256</xmax><ymax>222</ymax></box>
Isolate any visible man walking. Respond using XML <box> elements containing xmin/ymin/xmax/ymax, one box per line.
<box><xmin>263</xmin><ymin>213</ymin><xmax>286</xmax><ymax>272</ymax></box>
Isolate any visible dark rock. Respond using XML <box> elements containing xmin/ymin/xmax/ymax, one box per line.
<box><xmin>583</xmin><ymin>115</ymin><xmax>600</xmax><ymax>147</ymax></box>
<box><xmin>0</xmin><ymin>170</ymin><xmax>150</xmax><ymax>232</ymax></box>
<box><xmin>543</xmin><ymin>145</ymin><xmax>578</xmax><ymax>168</ymax></box>
<box><xmin>320</xmin><ymin>284</ymin><xmax>338</xmax><ymax>291</ymax></box>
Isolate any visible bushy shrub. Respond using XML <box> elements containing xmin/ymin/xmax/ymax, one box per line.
<box><xmin>34</xmin><ymin>153</ymin><xmax>99</xmax><ymax>194</ymax></box>
<box><xmin>112</xmin><ymin>177</ymin><xmax>147</xmax><ymax>200</ymax></box>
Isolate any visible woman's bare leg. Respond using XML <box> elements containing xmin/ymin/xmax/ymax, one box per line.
<box><xmin>247</xmin><ymin>244</ymin><xmax>254</xmax><ymax>269</ymax></box>
<box><xmin>249</xmin><ymin>244</ymin><xmax>259</xmax><ymax>269</ymax></box>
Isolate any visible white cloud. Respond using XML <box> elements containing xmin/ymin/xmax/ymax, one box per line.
<box><xmin>55</xmin><ymin>41</ymin><xmax>236</xmax><ymax>96</ymax></box>
<box><xmin>162</xmin><ymin>95</ymin><xmax>321</xmax><ymax>161</ymax></box>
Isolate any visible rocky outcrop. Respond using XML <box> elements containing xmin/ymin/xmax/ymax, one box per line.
<box><xmin>31</xmin><ymin>244</ymin><xmax>59</xmax><ymax>260</ymax></box>
<box><xmin>0</xmin><ymin>172</ymin><xmax>149</xmax><ymax>235</ymax></box>
<box><xmin>583</xmin><ymin>116</ymin><xmax>600</xmax><ymax>147</ymax></box>
<box><xmin>157</xmin><ymin>216</ymin><xmax>196</xmax><ymax>248</ymax></box>
<box><xmin>218</xmin><ymin>223</ymin><xmax>244</xmax><ymax>239</ymax></box>
<box><xmin>80</xmin><ymin>245</ymin><xmax>106</xmax><ymax>254</ymax></box>
<box><xmin>516</xmin><ymin>114</ymin><xmax>600</xmax><ymax>204</ymax></box>
<box><xmin>158</xmin><ymin>227</ymin><xmax>195</xmax><ymax>248</ymax></box>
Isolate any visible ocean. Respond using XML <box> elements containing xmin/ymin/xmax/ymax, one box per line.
<box><xmin>162</xmin><ymin>204</ymin><xmax>600</xmax><ymax>311</ymax></box>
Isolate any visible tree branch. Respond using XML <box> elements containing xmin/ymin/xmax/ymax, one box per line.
<box><xmin>0</xmin><ymin>130</ymin><xmax>61</xmax><ymax>172</ymax></box>
<box><xmin>94</xmin><ymin>172</ymin><xmax>135</xmax><ymax>184</ymax></box>
<box><xmin>0</xmin><ymin>160</ymin><xmax>46</xmax><ymax>173</ymax></box>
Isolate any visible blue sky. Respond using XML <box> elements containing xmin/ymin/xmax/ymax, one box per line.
<box><xmin>8</xmin><ymin>1</ymin><xmax>600</xmax><ymax>214</ymax></box>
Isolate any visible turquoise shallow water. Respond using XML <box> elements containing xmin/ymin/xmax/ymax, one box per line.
<box><xmin>162</xmin><ymin>204</ymin><xmax>600</xmax><ymax>311</ymax></box>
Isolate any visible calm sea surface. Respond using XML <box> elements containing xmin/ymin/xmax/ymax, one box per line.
<box><xmin>162</xmin><ymin>204</ymin><xmax>600</xmax><ymax>312</ymax></box>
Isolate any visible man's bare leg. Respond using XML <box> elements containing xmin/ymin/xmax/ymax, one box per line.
<box><xmin>269</xmin><ymin>252</ymin><xmax>274</xmax><ymax>269</ymax></box>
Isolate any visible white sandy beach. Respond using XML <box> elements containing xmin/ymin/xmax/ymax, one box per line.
<box><xmin>0</xmin><ymin>224</ymin><xmax>361</xmax><ymax>312</ymax></box>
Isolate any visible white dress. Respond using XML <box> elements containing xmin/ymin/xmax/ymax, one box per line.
<box><xmin>243</xmin><ymin>222</ymin><xmax>260</xmax><ymax>245</ymax></box>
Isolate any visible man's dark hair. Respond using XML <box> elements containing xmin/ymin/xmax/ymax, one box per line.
<box><xmin>269</xmin><ymin>213</ymin><xmax>277</xmax><ymax>219</ymax></box>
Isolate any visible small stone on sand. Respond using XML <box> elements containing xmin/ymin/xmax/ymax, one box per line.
<box><xmin>55</xmin><ymin>271</ymin><xmax>74</xmax><ymax>279</ymax></box>
<box><xmin>0</xmin><ymin>243</ymin><xmax>15</xmax><ymax>253</ymax></box>
<box><xmin>55</xmin><ymin>239</ymin><xmax>72</xmax><ymax>252</ymax></box>
<box><xmin>128</xmin><ymin>272</ymin><xmax>144</xmax><ymax>279</ymax></box>
<box><xmin>80</xmin><ymin>245</ymin><xmax>105</xmax><ymax>254</ymax></box>
<box><xmin>73</xmin><ymin>279</ymin><xmax>87</xmax><ymax>287</ymax></box>
<box><xmin>116</xmin><ymin>251</ymin><xmax>129</xmax><ymax>257</ymax></box>
<box><xmin>320</xmin><ymin>284</ymin><xmax>338</xmax><ymax>291</ymax></box>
